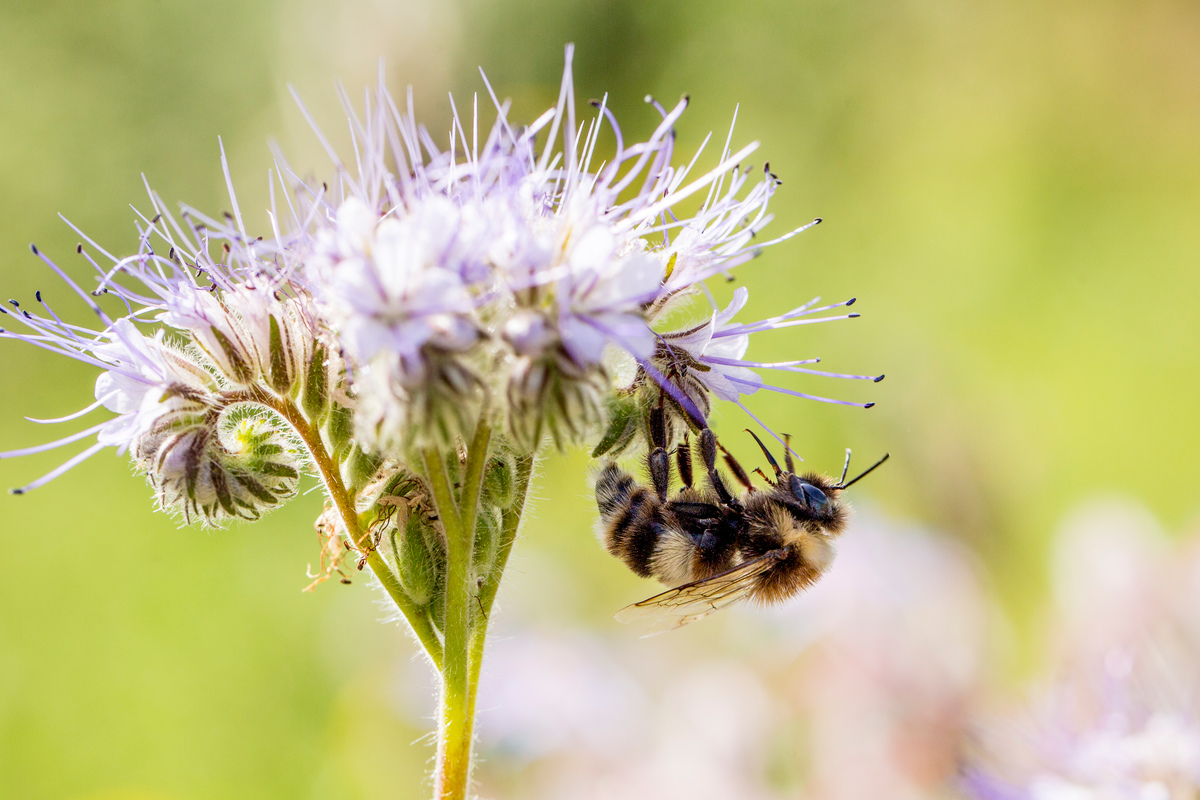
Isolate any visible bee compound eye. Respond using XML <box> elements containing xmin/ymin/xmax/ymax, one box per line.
<box><xmin>802</xmin><ymin>483</ymin><xmax>828</xmax><ymax>508</ymax></box>
<box><xmin>787</xmin><ymin>475</ymin><xmax>811</xmax><ymax>507</ymax></box>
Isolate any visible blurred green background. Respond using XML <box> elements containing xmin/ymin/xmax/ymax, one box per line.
<box><xmin>1</xmin><ymin>0</ymin><xmax>1198</xmax><ymax>797</ymax></box>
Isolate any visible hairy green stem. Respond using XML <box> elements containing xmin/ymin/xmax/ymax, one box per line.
<box><xmin>460</xmin><ymin>450</ymin><xmax>535</xmax><ymax>752</ymax></box>
<box><xmin>266</xmin><ymin>396</ymin><xmax>445</xmax><ymax>667</ymax></box>
<box><xmin>268</xmin><ymin>391</ymin><xmax>527</xmax><ymax>800</ymax></box>
<box><xmin>423</xmin><ymin>418</ymin><xmax>492</xmax><ymax>800</ymax></box>
<box><xmin>468</xmin><ymin>451</ymin><xmax>535</xmax><ymax>705</ymax></box>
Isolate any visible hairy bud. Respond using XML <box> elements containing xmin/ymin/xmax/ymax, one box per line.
<box><xmin>481</xmin><ymin>452</ymin><xmax>517</xmax><ymax>510</ymax></box>
<box><xmin>135</xmin><ymin>403</ymin><xmax>301</xmax><ymax>524</ymax></box>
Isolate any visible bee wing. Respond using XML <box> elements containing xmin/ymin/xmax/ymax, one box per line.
<box><xmin>614</xmin><ymin>549</ymin><xmax>787</xmax><ymax>637</ymax></box>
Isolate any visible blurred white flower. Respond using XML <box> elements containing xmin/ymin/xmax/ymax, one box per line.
<box><xmin>964</xmin><ymin>499</ymin><xmax>1200</xmax><ymax>800</ymax></box>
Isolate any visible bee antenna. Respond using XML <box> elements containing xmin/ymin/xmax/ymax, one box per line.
<box><xmin>783</xmin><ymin>433</ymin><xmax>795</xmax><ymax>474</ymax></box>
<box><xmin>834</xmin><ymin>453</ymin><xmax>890</xmax><ymax>490</ymax></box>
<box><xmin>743</xmin><ymin>429</ymin><xmax>782</xmax><ymax>478</ymax></box>
<box><xmin>838</xmin><ymin>448</ymin><xmax>852</xmax><ymax>485</ymax></box>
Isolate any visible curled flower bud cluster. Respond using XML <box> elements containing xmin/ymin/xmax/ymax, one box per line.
<box><xmin>0</xmin><ymin>240</ymin><xmax>320</xmax><ymax>523</ymax></box>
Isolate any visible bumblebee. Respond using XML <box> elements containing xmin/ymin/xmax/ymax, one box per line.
<box><xmin>595</xmin><ymin>408</ymin><xmax>887</xmax><ymax>633</ymax></box>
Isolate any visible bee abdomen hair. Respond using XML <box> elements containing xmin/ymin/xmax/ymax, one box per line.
<box><xmin>595</xmin><ymin>462</ymin><xmax>637</xmax><ymax>517</ymax></box>
<box><xmin>603</xmin><ymin>487</ymin><xmax>661</xmax><ymax>578</ymax></box>
<box><xmin>650</xmin><ymin>528</ymin><xmax>698</xmax><ymax>586</ymax></box>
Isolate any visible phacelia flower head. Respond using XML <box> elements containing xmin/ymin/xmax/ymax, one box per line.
<box><xmin>1</xmin><ymin>45</ymin><xmax>880</xmax><ymax>506</ymax></box>
<box><xmin>270</xmin><ymin>46</ymin><xmax>879</xmax><ymax>452</ymax></box>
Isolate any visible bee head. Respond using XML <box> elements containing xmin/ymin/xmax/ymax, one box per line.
<box><xmin>787</xmin><ymin>474</ymin><xmax>831</xmax><ymax>511</ymax></box>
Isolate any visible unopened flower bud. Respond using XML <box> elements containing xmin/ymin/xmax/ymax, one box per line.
<box><xmin>136</xmin><ymin>408</ymin><xmax>300</xmax><ymax>524</ymax></box>
<box><xmin>591</xmin><ymin>393</ymin><xmax>642</xmax><ymax>458</ymax></box>
<box><xmin>342</xmin><ymin>444</ymin><xmax>383</xmax><ymax>492</ymax></box>
<box><xmin>301</xmin><ymin>342</ymin><xmax>331</xmax><ymax>424</ymax></box>
<box><xmin>481</xmin><ymin>452</ymin><xmax>516</xmax><ymax>510</ymax></box>
<box><xmin>473</xmin><ymin>505</ymin><xmax>502</xmax><ymax>582</ymax></box>
<box><xmin>392</xmin><ymin>511</ymin><xmax>439</xmax><ymax>606</ymax></box>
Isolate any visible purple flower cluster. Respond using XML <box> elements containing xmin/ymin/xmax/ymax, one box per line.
<box><xmin>1</xmin><ymin>47</ymin><xmax>878</xmax><ymax>514</ymax></box>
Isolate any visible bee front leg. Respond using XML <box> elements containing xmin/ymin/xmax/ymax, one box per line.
<box><xmin>699</xmin><ymin>428</ymin><xmax>739</xmax><ymax>509</ymax></box>
<box><xmin>647</xmin><ymin>404</ymin><xmax>671</xmax><ymax>501</ymax></box>
<box><xmin>676</xmin><ymin>433</ymin><xmax>694</xmax><ymax>491</ymax></box>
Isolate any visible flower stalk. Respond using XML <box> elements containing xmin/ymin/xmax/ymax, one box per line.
<box><xmin>265</xmin><ymin>394</ymin><xmax>447</xmax><ymax>668</ymax></box>
<box><xmin>422</xmin><ymin>418</ymin><xmax>491</xmax><ymax>800</ymax></box>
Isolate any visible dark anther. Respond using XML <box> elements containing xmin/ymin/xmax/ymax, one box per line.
<box><xmin>29</xmin><ymin>243</ymin><xmax>38</xmax><ymax>255</ymax></box>
<box><xmin>846</xmin><ymin>297</ymin><xmax>856</xmax><ymax>306</ymax></box>
<box><xmin>76</xmin><ymin>244</ymin><xmax>83</xmax><ymax>254</ymax></box>
<box><xmin>874</xmin><ymin>374</ymin><xmax>885</xmax><ymax>383</ymax></box>
<box><xmin>35</xmin><ymin>291</ymin><xmax>41</xmax><ymax>302</ymax></box>
<box><xmin>151</xmin><ymin>214</ymin><xmax>162</xmax><ymax>224</ymax></box>
<box><xmin>864</xmin><ymin>402</ymin><xmax>875</xmax><ymax>409</ymax></box>
<box><xmin>813</xmin><ymin>217</ymin><xmax>823</xmax><ymax>224</ymax></box>
<box><xmin>9</xmin><ymin>299</ymin><xmax>20</xmax><ymax>308</ymax></box>
<box><xmin>849</xmin><ymin>313</ymin><xmax>861</xmax><ymax>319</ymax></box>
<box><xmin>10</xmin><ymin>488</ymin><xmax>24</xmax><ymax>495</ymax></box>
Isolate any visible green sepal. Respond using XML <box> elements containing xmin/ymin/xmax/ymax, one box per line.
<box><xmin>592</xmin><ymin>393</ymin><xmax>641</xmax><ymax>457</ymax></box>
<box><xmin>343</xmin><ymin>445</ymin><xmax>382</xmax><ymax>492</ymax></box>
<box><xmin>473</xmin><ymin>505</ymin><xmax>501</xmax><ymax>581</ymax></box>
<box><xmin>302</xmin><ymin>343</ymin><xmax>329</xmax><ymax>424</ymax></box>
<box><xmin>391</xmin><ymin>512</ymin><xmax>438</xmax><ymax>606</ymax></box>
<box><xmin>481</xmin><ymin>453</ymin><xmax>516</xmax><ymax>510</ymax></box>
<box><xmin>209</xmin><ymin>327</ymin><xmax>254</xmax><ymax>384</ymax></box>
<box><xmin>267</xmin><ymin>315</ymin><xmax>292</xmax><ymax>395</ymax></box>
<box><xmin>325</xmin><ymin>402</ymin><xmax>354</xmax><ymax>461</ymax></box>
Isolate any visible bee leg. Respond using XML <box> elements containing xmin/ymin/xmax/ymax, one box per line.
<box><xmin>676</xmin><ymin>433</ymin><xmax>694</xmax><ymax>490</ymax></box>
<box><xmin>699</xmin><ymin>428</ymin><xmax>739</xmax><ymax>508</ymax></box>
<box><xmin>647</xmin><ymin>403</ymin><xmax>671</xmax><ymax>501</ymax></box>
<box><xmin>648</xmin><ymin>401</ymin><xmax>668</xmax><ymax>450</ymax></box>
<box><xmin>648</xmin><ymin>447</ymin><xmax>671</xmax><ymax>501</ymax></box>
<box><xmin>744</xmin><ymin>429</ymin><xmax>783</xmax><ymax>481</ymax></box>
<box><xmin>718</xmin><ymin>441</ymin><xmax>756</xmax><ymax>492</ymax></box>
